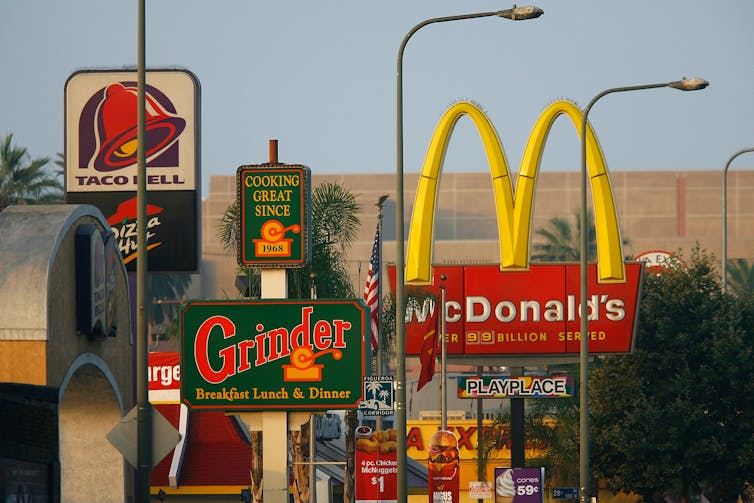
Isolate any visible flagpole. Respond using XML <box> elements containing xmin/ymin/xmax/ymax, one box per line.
<box><xmin>376</xmin><ymin>195</ymin><xmax>387</xmax><ymax>377</ymax></box>
<box><xmin>375</xmin><ymin>195</ymin><xmax>387</xmax><ymax>430</ymax></box>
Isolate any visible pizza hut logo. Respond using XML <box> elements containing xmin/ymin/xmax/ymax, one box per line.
<box><xmin>107</xmin><ymin>197</ymin><xmax>164</xmax><ymax>264</ymax></box>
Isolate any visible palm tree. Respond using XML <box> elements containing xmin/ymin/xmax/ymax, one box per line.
<box><xmin>0</xmin><ymin>133</ymin><xmax>63</xmax><ymax>210</ymax></box>
<box><xmin>532</xmin><ymin>210</ymin><xmax>596</xmax><ymax>262</ymax></box>
<box><xmin>726</xmin><ymin>258</ymin><xmax>754</xmax><ymax>296</ymax></box>
<box><xmin>218</xmin><ymin>180</ymin><xmax>360</xmax><ymax>299</ymax></box>
<box><xmin>532</xmin><ymin>210</ymin><xmax>630</xmax><ymax>263</ymax></box>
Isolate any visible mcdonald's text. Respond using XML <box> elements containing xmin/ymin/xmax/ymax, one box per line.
<box><xmin>390</xmin><ymin>263</ymin><xmax>643</xmax><ymax>357</ymax></box>
<box><xmin>447</xmin><ymin>293</ymin><xmax>626</xmax><ymax>324</ymax></box>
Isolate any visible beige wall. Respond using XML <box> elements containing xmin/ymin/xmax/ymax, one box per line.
<box><xmin>0</xmin><ymin>205</ymin><xmax>135</xmax><ymax>503</ymax></box>
<box><xmin>199</xmin><ymin>170</ymin><xmax>754</xmax><ymax>299</ymax></box>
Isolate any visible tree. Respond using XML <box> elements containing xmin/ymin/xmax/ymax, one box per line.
<box><xmin>0</xmin><ymin>133</ymin><xmax>63</xmax><ymax>210</ymax></box>
<box><xmin>532</xmin><ymin>210</ymin><xmax>633</xmax><ymax>263</ymax></box>
<box><xmin>532</xmin><ymin>210</ymin><xmax>596</xmax><ymax>262</ymax></box>
<box><xmin>725</xmin><ymin>258</ymin><xmax>754</xmax><ymax>296</ymax></box>
<box><xmin>218</xmin><ymin>180</ymin><xmax>359</xmax><ymax>299</ymax></box>
<box><xmin>589</xmin><ymin>247</ymin><xmax>754</xmax><ymax>502</ymax></box>
<box><xmin>524</xmin><ymin>379</ymin><xmax>581</xmax><ymax>486</ymax></box>
<box><xmin>148</xmin><ymin>273</ymin><xmax>193</xmax><ymax>340</ymax></box>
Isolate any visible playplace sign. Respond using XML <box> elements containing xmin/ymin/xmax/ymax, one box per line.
<box><xmin>181</xmin><ymin>299</ymin><xmax>366</xmax><ymax>411</ymax></box>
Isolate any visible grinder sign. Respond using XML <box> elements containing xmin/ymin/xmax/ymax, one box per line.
<box><xmin>181</xmin><ymin>299</ymin><xmax>366</xmax><ymax>411</ymax></box>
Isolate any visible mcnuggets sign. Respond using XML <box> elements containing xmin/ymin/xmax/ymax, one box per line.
<box><xmin>237</xmin><ymin>164</ymin><xmax>311</xmax><ymax>268</ymax></box>
<box><xmin>180</xmin><ymin>299</ymin><xmax>366</xmax><ymax>411</ymax></box>
<box><xmin>407</xmin><ymin>100</ymin><xmax>625</xmax><ymax>285</ymax></box>
<box><xmin>389</xmin><ymin>263</ymin><xmax>642</xmax><ymax>356</ymax></box>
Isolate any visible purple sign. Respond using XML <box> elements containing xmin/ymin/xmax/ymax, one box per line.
<box><xmin>494</xmin><ymin>467</ymin><xmax>544</xmax><ymax>503</ymax></box>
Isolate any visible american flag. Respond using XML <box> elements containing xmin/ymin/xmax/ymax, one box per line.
<box><xmin>364</xmin><ymin>222</ymin><xmax>381</xmax><ymax>351</ymax></box>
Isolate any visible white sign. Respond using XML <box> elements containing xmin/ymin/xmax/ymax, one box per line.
<box><xmin>469</xmin><ymin>481</ymin><xmax>492</xmax><ymax>499</ymax></box>
<box><xmin>65</xmin><ymin>69</ymin><xmax>199</xmax><ymax>193</ymax></box>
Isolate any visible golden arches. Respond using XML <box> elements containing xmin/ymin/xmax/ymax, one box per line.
<box><xmin>405</xmin><ymin>100</ymin><xmax>625</xmax><ymax>285</ymax></box>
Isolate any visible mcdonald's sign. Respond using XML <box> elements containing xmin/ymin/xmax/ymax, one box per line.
<box><xmin>389</xmin><ymin>263</ymin><xmax>642</xmax><ymax>356</ymax></box>
<box><xmin>396</xmin><ymin>100</ymin><xmax>643</xmax><ymax>356</ymax></box>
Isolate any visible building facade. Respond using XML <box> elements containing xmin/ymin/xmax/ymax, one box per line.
<box><xmin>200</xmin><ymin>169</ymin><xmax>753</xmax><ymax>302</ymax></box>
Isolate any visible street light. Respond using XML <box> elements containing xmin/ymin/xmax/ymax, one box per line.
<box><xmin>136</xmin><ymin>0</ymin><xmax>152</xmax><ymax>501</ymax></box>
<box><xmin>395</xmin><ymin>6</ymin><xmax>543</xmax><ymax>503</ymax></box>
<box><xmin>722</xmin><ymin>147</ymin><xmax>754</xmax><ymax>293</ymax></box>
<box><xmin>578</xmin><ymin>77</ymin><xmax>708</xmax><ymax>503</ymax></box>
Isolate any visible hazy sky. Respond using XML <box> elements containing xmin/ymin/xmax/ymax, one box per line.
<box><xmin>3</xmin><ymin>0</ymin><xmax>753</xmax><ymax>197</ymax></box>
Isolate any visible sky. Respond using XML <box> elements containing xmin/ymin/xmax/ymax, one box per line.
<box><xmin>3</xmin><ymin>0</ymin><xmax>753</xmax><ymax>197</ymax></box>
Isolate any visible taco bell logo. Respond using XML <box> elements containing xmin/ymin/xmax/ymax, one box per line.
<box><xmin>65</xmin><ymin>70</ymin><xmax>198</xmax><ymax>193</ymax></box>
<box><xmin>79</xmin><ymin>81</ymin><xmax>185</xmax><ymax>172</ymax></box>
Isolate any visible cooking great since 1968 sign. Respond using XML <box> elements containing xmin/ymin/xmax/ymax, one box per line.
<box><xmin>181</xmin><ymin>299</ymin><xmax>366</xmax><ymax>411</ymax></box>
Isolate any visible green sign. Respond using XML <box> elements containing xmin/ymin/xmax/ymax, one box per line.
<box><xmin>181</xmin><ymin>299</ymin><xmax>366</xmax><ymax>411</ymax></box>
<box><xmin>237</xmin><ymin>164</ymin><xmax>311</xmax><ymax>267</ymax></box>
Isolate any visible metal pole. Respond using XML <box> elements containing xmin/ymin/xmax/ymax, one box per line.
<box><xmin>395</xmin><ymin>9</ymin><xmax>542</xmax><ymax>501</ymax></box>
<box><xmin>136</xmin><ymin>0</ymin><xmax>152</xmax><ymax>499</ymax></box>
<box><xmin>376</xmin><ymin>196</ymin><xmax>387</xmax><ymax>431</ymax></box>
<box><xmin>310</xmin><ymin>278</ymin><xmax>318</xmax><ymax>503</ymax></box>
<box><xmin>440</xmin><ymin>275</ymin><xmax>447</xmax><ymax>430</ymax></box>
<box><xmin>310</xmin><ymin>416</ymin><xmax>317</xmax><ymax>503</ymax></box>
<box><xmin>476</xmin><ymin>365</ymin><xmax>484</xmax><ymax>503</ymax></box>
<box><xmin>722</xmin><ymin>148</ymin><xmax>754</xmax><ymax>293</ymax></box>
<box><xmin>509</xmin><ymin>367</ymin><xmax>524</xmax><ymax>468</ymax></box>
<box><xmin>579</xmin><ymin>78</ymin><xmax>707</xmax><ymax>503</ymax></box>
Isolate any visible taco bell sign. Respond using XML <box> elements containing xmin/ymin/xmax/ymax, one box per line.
<box><xmin>64</xmin><ymin>69</ymin><xmax>201</xmax><ymax>272</ymax></box>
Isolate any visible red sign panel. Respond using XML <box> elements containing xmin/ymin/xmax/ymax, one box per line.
<box><xmin>388</xmin><ymin>263</ymin><xmax>643</xmax><ymax>356</ymax></box>
<box><xmin>355</xmin><ymin>427</ymin><xmax>398</xmax><ymax>503</ymax></box>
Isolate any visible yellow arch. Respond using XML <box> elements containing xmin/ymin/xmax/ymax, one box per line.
<box><xmin>406</xmin><ymin>100</ymin><xmax>625</xmax><ymax>285</ymax></box>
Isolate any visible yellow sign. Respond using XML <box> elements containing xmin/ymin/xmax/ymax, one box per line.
<box><xmin>406</xmin><ymin>100</ymin><xmax>626</xmax><ymax>285</ymax></box>
<box><xmin>406</xmin><ymin>420</ymin><xmax>547</xmax><ymax>495</ymax></box>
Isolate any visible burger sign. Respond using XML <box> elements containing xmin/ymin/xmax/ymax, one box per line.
<box><xmin>428</xmin><ymin>429</ymin><xmax>460</xmax><ymax>503</ymax></box>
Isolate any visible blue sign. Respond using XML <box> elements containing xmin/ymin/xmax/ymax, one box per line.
<box><xmin>358</xmin><ymin>376</ymin><xmax>394</xmax><ymax>416</ymax></box>
<box><xmin>552</xmin><ymin>487</ymin><xmax>579</xmax><ymax>499</ymax></box>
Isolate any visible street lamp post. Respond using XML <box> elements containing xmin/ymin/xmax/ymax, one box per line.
<box><xmin>722</xmin><ymin>148</ymin><xmax>754</xmax><ymax>293</ymax></box>
<box><xmin>578</xmin><ymin>78</ymin><xmax>708</xmax><ymax>503</ymax></box>
<box><xmin>395</xmin><ymin>6</ymin><xmax>543</xmax><ymax>503</ymax></box>
<box><xmin>136</xmin><ymin>0</ymin><xmax>152</xmax><ymax>501</ymax></box>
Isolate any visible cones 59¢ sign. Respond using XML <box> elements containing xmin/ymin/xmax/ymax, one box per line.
<box><xmin>181</xmin><ymin>299</ymin><xmax>367</xmax><ymax>411</ymax></box>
